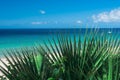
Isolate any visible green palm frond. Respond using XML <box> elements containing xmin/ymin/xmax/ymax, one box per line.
<box><xmin>0</xmin><ymin>29</ymin><xmax>119</xmax><ymax>80</ymax></box>
<box><xmin>0</xmin><ymin>48</ymin><xmax>52</xmax><ymax>80</ymax></box>
<box><xmin>39</xmin><ymin>30</ymin><xmax>120</xmax><ymax>80</ymax></box>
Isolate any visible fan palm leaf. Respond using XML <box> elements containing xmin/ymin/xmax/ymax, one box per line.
<box><xmin>0</xmin><ymin>48</ymin><xmax>53</xmax><ymax>80</ymax></box>
<box><xmin>0</xmin><ymin>29</ymin><xmax>119</xmax><ymax>80</ymax></box>
<box><xmin>39</xmin><ymin>30</ymin><xmax>120</xmax><ymax>80</ymax></box>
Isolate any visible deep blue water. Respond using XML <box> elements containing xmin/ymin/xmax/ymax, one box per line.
<box><xmin>0</xmin><ymin>28</ymin><xmax>120</xmax><ymax>35</ymax></box>
<box><xmin>0</xmin><ymin>28</ymin><xmax>119</xmax><ymax>56</ymax></box>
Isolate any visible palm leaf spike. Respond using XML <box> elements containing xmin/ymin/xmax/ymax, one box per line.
<box><xmin>52</xmin><ymin>37</ymin><xmax>63</xmax><ymax>63</ymax></box>
<box><xmin>2</xmin><ymin>50</ymin><xmax>20</xmax><ymax>79</ymax></box>
<box><xmin>39</xmin><ymin>44</ymin><xmax>54</xmax><ymax>64</ymax></box>
<box><xmin>48</xmin><ymin>38</ymin><xmax>61</xmax><ymax>64</ymax></box>
<box><xmin>43</xmin><ymin>41</ymin><xmax>58</xmax><ymax>64</ymax></box>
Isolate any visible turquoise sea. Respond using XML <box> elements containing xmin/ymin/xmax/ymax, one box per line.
<box><xmin>0</xmin><ymin>28</ymin><xmax>119</xmax><ymax>57</ymax></box>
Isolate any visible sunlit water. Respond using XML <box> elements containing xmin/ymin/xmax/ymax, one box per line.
<box><xmin>0</xmin><ymin>28</ymin><xmax>119</xmax><ymax>57</ymax></box>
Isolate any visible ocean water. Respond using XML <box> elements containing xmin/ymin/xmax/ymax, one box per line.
<box><xmin>0</xmin><ymin>28</ymin><xmax>119</xmax><ymax>57</ymax></box>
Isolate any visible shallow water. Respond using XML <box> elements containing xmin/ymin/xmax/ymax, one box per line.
<box><xmin>0</xmin><ymin>28</ymin><xmax>119</xmax><ymax>57</ymax></box>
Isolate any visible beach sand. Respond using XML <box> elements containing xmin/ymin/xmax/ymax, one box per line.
<box><xmin>0</xmin><ymin>57</ymin><xmax>9</xmax><ymax>76</ymax></box>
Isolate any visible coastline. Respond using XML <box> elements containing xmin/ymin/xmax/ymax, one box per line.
<box><xmin>0</xmin><ymin>46</ymin><xmax>37</xmax><ymax>76</ymax></box>
<box><xmin>0</xmin><ymin>57</ymin><xmax>9</xmax><ymax>76</ymax></box>
<box><xmin>0</xmin><ymin>28</ymin><xmax>119</xmax><ymax>78</ymax></box>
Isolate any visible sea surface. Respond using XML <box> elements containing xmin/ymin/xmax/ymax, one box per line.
<box><xmin>0</xmin><ymin>28</ymin><xmax>119</xmax><ymax>57</ymax></box>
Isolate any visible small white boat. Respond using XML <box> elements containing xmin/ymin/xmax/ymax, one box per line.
<box><xmin>108</xmin><ymin>31</ymin><xmax>112</xmax><ymax>34</ymax></box>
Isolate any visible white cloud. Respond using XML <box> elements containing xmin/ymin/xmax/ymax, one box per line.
<box><xmin>32</xmin><ymin>22</ymin><xmax>43</xmax><ymax>25</ymax></box>
<box><xmin>40</xmin><ymin>10</ymin><xmax>46</xmax><ymax>14</ymax></box>
<box><xmin>31</xmin><ymin>21</ymin><xmax>48</xmax><ymax>25</ymax></box>
<box><xmin>92</xmin><ymin>8</ymin><xmax>120</xmax><ymax>23</ymax></box>
<box><xmin>76</xmin><ymin>20</ymin><xmax>82</xmax><ymax>24</ymax></box>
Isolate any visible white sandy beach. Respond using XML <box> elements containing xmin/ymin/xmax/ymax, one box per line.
<box><xmin>0</xmin><ymin>57</ymin><xmax>9</xmax><ymax>76</ymax></box>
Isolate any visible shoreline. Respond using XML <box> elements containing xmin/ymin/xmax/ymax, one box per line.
<box><xmin>0</xmin><ymin>47</ymin><xmax>35</xmax><ymax>77</ymax></box>
<box><xmin>0</xmin><ymin>57</ymin><xmax>9</xmax><ymax>76</ymax></box>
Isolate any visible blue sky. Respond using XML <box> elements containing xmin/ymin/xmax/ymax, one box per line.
<box><xmin>0</xmin><ymin>0</ymin><xmax>120</xmax><ymax>28</ymax></box>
